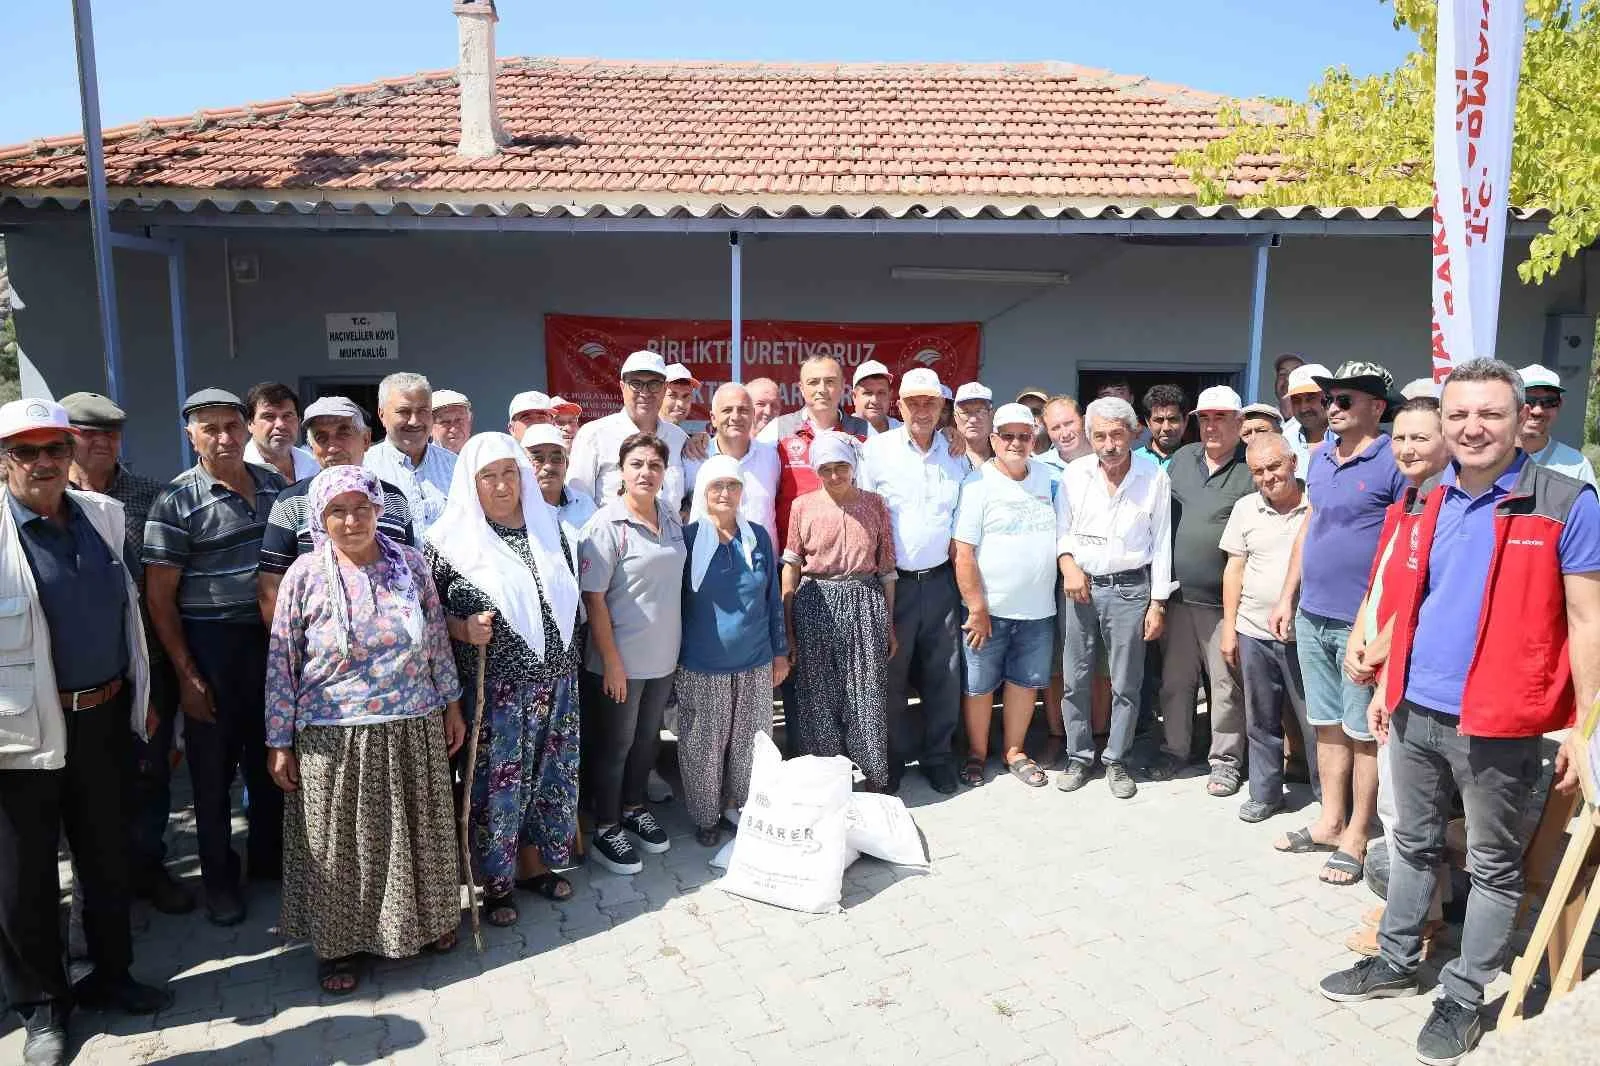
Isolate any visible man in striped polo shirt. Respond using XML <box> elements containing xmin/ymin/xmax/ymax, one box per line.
<box><xmin>143</xmin><ymin>389</ymin><xmax>285</xmax><ymax>927</ymax></box>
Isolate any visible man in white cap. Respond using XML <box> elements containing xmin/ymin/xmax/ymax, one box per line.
<box><xmin>364</xmin><ymin>372</ymin><xmax>456</xmax><ymax>536</ymax></box>
<box><xmin>1239</xmin><ymin>402</ymin><xmax>1284</xmax><ymax>446</ymax></box>
<box><xmin>952</xmin><ymin>383</ymin><xmax>995</xmax><ymax>464</ymax></box>
<box><xmin>1150</xmin><ymin>385</ymin><xmax>1254</xmax><ymax>796</ymax></box>
<box><xmin>1283</xmin><ymin>362</ymin><xmax>1332</xmax><ymax>466</ymax></box>
<box><xmin>508</xmin><ymin>390</ymin><xmax>554</xmax><ymax>437</ymax></box>
<box><xmin>258</xmin><ymin>395</ymin><xmax>417</xmax><ymax>623</ymax></box>
<box><xmin>549</xmin><ymin>396</ymin><xmax>583</xmax><ymax>450</ymax></box>
<box><xmin>851</xmin><ymin>360</ymin><xmax>901</xmax><ymax>437</ymax></box>
<box><xmin>859</xmin><ymin>367</ymin><xmax>971</xmax><ymax>794</ymax></box>
<box><xmin>0</xmin><ymin>400</ymin><xmax>173</xmax><ymax>1064</ymax></box>
<box><xmin>1518</xmin><ymin>363</ymin><xmax>1595</xmax><ymax>486</ymax></box>
<box><xmin>659</xmin><ymin>364</ymin><xmax>699</xmax><ymax>427</ymax></box>
<box><xmin>567</xmin><ymin>350</ymin><xmax>688</xmax><ymax>509</ymax></box>
<box><xmin>522</xmin><ymin>423</ymin><xmax>597</xmax><ymax>545</ymax></box>
<box><xmin>690</xmin><ymin>383</ymin><xmax>779</xmax><ymax>547</ymax></box>
<box><xmin>429</xmin><ymin>389</ymin><xmax>473</xmax><ymax>454</ymax></box>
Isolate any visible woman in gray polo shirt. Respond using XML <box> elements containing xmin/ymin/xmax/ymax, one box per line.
<box><xmin>579</xmin><ymin>433</ymin><xmax>688</xmax><ymax>875</ymax></box>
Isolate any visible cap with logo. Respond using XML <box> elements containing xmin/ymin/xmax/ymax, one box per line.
<box><xmin>664</xmin><ymin>363</ymin><xmax>699</xmax><ymax>386</ymax></box>
<box><xmin>619</xmin><ymin>350</ymin><xmax>668</xmax><ymax>379</ymax></box>
<box><xmin>58</xmin><ymin>391</ymin><xmax>127</xmax><ymax>429</ymax></box>
<box><xmin>1191</xmin><ymin>385</ymin><xmax>1243</xmax><ymax>414</ymax></box>
<box><xmin>0</xmin><ymin>398</ymin><xmax>77</xmax><ymax>442</ymax></box>
<box><xmin>1312</xmin><ymin>360</ymin><xmax>1395</xmax><ymax>401</ymax></box>
<box><xmin>1285</xmin><ymin>363</ymin><xmax>1333</xmax><ymax>397</ymax></box>
<box><xmin>431</xmin><ymin>389</ymin><xmax>471</xmax><ymax>411</ymax></box>
<box><xmin>992</xmin><ymin>402</ymin><xmax>1036</xmax><ymax>430</ymax></box>
<box><xmin>181</xmin><ymin>388</ymin><xmax>248</xmax><ymax>420</ymax></box>
<box><xmin>954</xmin><ymin>382</ymin><xmax>993</xmax><ymax>405</ymax></box>
<box><xmin>852</xmin><ymin>360</ymin><xmax>893</xmax><ymax>388</ymax></box>
<box><xmin>1239</xmin><ymin>402</ymin><xmax>1283</xmax><ymax>422</ymax></box>
<box><xmin>898</xmin><ymin>368</ymin><xmax>944</xmax><ymax>400</ymax></box>
<box><xmin>508</xmin><ymin>391</ymin><xmax>552</xmax><ymax>419</ymax></box>
<box><xmin>1518</xmin><ymin>363</ymin><xmax>1564</xmax><ymax>392</ymax></box>
<box><xmin>519</xmin><ymin>424</ymin><xmax>568</xmax><ymax>450</ymax></box>
<box><xmin>549</xmin><ymin>396</ymin><xmax>582</xmax><ymax>416</ymax></box>
<box><xmin>303</xmin><ymin>395</ymin><xmax>367</xmax><ymax>428</ymax></box>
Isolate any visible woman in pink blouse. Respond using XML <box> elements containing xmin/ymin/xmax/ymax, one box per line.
<box><xmin>780</xmin><ymin>432</ymin><xmax>897</xmax><ymax>790</ymax></box>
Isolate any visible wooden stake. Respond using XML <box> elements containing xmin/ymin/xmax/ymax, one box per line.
<box><xmin>458</xmin><ymin>649</ymin><xmax>488</xmax><ymax>952</ymax></box>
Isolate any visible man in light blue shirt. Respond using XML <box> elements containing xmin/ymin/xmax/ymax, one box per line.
<box><xmin>1517</xmin><ymin>362</ymin><xmax>1596</xmax><ymax>486</ymax></box>
<box><xmin>362</xmin><ymin>372</ymin><xmax>457</xmax><ymax>535</ymax></box>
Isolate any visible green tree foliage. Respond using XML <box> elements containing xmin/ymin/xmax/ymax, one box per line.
<box><xmin>1181</xmin><ymin>0</ymin><xmax>1600</xmax><ymax>285</ymax></box>
<box><xmin>0</xmin><ymin>238</ymin><xmax>18</xmax><ymax>404</ymax></box>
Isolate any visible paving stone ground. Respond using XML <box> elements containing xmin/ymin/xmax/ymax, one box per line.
<box><xmin>0</xmin><ymin>729</ymin><xmax>1587</xmax><ymax>1066</ymax></box>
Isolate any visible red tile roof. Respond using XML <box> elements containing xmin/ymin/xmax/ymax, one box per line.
<box><xmin>0</xmin><ymin>59</ymin><xmax>1280</xmax><ymax>210</ymax></box>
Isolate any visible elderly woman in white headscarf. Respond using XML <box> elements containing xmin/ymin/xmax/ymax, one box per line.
<box><xmin>425</xmin><ymin>433</ymin><xmax>582</xmax><ymax>928</ymax></box>
<box><xmin>779</xmin><ymin>432</ymin><xmax>897</xmax><ymax>791</ymax></box>
<box><xmin>675</xmin><ymin>456</ymin><xmax>790</xmax><ymax>847</ymax></box>
<box><xmin>265</xmin><ymin>465</ymin><xmax>466</xmax><ymax>995</ymax></box>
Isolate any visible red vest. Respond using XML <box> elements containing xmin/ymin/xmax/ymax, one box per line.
<box><xmin>773</xmin><ymin>420</ymin><xmax>868</xmax><ymax>550</ymax></box>
<box><xmin>1382</xmin><ymin>461</ymin><xmax>1586</xmax><ymax>738</ymax></box>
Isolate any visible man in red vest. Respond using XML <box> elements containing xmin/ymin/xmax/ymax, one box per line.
<box><xmin>1318</xmin><ymin>358</ymin><xmax>1600</xmax><ymax>1066</ymax></box>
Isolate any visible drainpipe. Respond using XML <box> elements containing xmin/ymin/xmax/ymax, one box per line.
<box><xmin>730</xmin><ymin>233</ymin><xmax>743</xmax><ymax>385</ymax></box>
<box><xmin>70</xmin><ymin>0</ymin><xmax>124</xmax><ymax>402</ymax></box>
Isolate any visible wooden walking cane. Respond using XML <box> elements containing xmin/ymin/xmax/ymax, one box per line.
<box><xmin>458</xmin><ymin>646</ymin><xmax>488</xmax><ymax>951</ymax></box>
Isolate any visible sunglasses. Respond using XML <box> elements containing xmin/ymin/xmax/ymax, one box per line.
<box><xmin>1320</xmin><ymin>392</ymin><xmax>1367</xmax><ymax>411</ymax></box>
<box><xmin>4</xmin><ymin>441</ymin><xmax>74</xmax><ymax>463</ymax></box>
<box><xmin>994</xmin><ymin>431</ymin><xmax>1034</xmax><ymax>445</ymax></box>
<box><xmin>1526</xmin><ymin>394</ymin><xmax>1563</xmax><ymax>410</ymax></box>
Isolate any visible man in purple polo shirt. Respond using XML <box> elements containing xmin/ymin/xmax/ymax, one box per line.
<box><xmin>1319</xmin><ymin>358</ymin><xmax>1600</xmax><ymax>1066</ymax></box>
<box><xmin>1269</xmin><ymin>361</ymin><xmax>1406</xmax><ymax>887</ymax></box>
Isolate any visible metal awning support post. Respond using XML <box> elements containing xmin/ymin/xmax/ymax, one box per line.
<box><xmin>70</xmin><ymin>0</ymin><xmax>124</xmax><ymax>403</ymax></box>
<box><xmin>107</xmin><ymin>231</ymin><xmax>191</xmax><ymax>467</ymax></box>
<box><xmin>1243</xmin><ymin>237</ymin><xmax>1273</xmax><ymax>402</ymax></box>
<box><xmin>729</xmin><ymin>232</ymin><xmax>743</xmax><ymax>384</ymax></box>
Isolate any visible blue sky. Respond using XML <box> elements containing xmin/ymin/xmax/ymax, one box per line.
<box><xmin>2</xmin><ymin>0</ymin><xmax>1419</xmax><ymax>147</ymax></box>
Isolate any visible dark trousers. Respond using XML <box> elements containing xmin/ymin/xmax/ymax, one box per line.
<box><xmin>585</xmin><ymin>673</ymin><xmax>673</xmax><ymax>826</ymax></box>
<box><xmin>0</xmin><ymin>693</ymin><xmax>134</xmax><ymax>1017</ymax></box>
<box><xmin>1136</xmin><ymin>640</ymin><xmax>1162</xmax><ymax>739</ymax></box>
<box><xmin>183</xmin><ymin>621</ymin><xmax>279</xmax><ymax>891</ymax></box>
<box><xmin>1237</xmin><ymin>634</ymin><xmax>1317</xmax><ymax>804</ymax></box>
<box><xmin>885</xmin><ymin>567</ymin><xmax>962</xmax><ymax>773</ymax></box>
<box><xmin>127</xmin><ymin>656</ymin><xmax>179</xmax><ymax>878</ymax></box>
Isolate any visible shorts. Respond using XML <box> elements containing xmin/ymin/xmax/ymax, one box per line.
<box><xmin>1295</xmin><ymin>608</ymin><xmax>1375</xmax><ymax>742</ymax></box>
<box><xmin>963</xmin><ymin>615</ymin><xmax>1055</xmax><ymax>696</ymax></box>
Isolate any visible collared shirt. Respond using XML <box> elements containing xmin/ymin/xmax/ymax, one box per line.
<box><xmin>578</xmin><ymin>497</ymin><xmax>688</xmax><ymax>680</ymax></box>
<box><xmin>1527</xmin><ymin>438</ymin><xmax>1597</xmax><ymax>487</ymax></box>
<box><xmin>363</xmin><ymin>439</ymin><xmax>456</xmax><ymax>536</ymax></box>
<box><xmin>1287</xmin><ymin>423</ymin><xmax>1327</xmax><ymax>471</ymax></box>
<box><xmin>1300</xmin><ymin>434</ymin><xmax>1408</xmax><ymax>624</ymax></box>
<box><xmin>1053</xmin><ymin>453</ymin><xmax>1174</xmax><ymax>598</ymax></box>
<box><xmin>566</xmin><ymin>411</ymin><xmax>689</xmax><ymax>510</ymax></box>
<box><xmin>864</xmin><ymin>416</ymin><xmax>903</xmax><ymax>438</ymax></box>
<box><xmin>1407</xmin><ymin>454</ymin><xmax>1600</xmax><ymax>715</ymax></box>
<box><xmin>557</xmin><ymin>486</ymin><xmax>599</xmax><ymax>546</ymax></box>
<box><xmin>244</xmin><ymin>440</ymin><xmax>320</xmax><ymax>483</ymax></box>
<box><xmin>690</xmin><ymin>437</ymin><xmax>781</xmax><ymax>549</ymax></box>
<box><xmin>1131</xmin><ymin>444</ymin><xmax>1176</xmax><ymax>471</ymax></box>
<box><xmin>9</xmin><ymin>494</ymin><xmax>130</xmax><ymax>690</ymax></box>
<box><xmin>70</xmin><ymin>462</ymin><xmax>163</xmax><ymax>584</ymax></box>
<box><xmin>953</xmin><ymin>459</ymin><xmax>1059</xmax><ymax>620</ymax></box>
<box><xmin>858</xmin><ymin>426</ymin><xmax>969</xmax><ymax>571</ymax></box>
<box><xmin>1167</xmin><ymin>442</ymin><xmax>1256</xmax><ymax>608</ymax></box>
<box><xmin>259</xmin><ymin>474</ymin><xmax>416</xmax><ymax>575</ymax></box>
<box><xmin>680</xmin><ymin>521</ymin><xmax>788</xmax><ymax>674</ymax></box>
<box><xmin>757</xmin><ymin>408</ymin><xmax>871</xmax><ymax>446</ymax></box>
<box><xmin>144</xmin><ymin>462</ymin><xmax>285</xmax><ymax>623</ymax></box>
<box><xmin>1219</xmin><ymin>487</ymin><xmax>1310</xmax><ymax>641</ymax></box>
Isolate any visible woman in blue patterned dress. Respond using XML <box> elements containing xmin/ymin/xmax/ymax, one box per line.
<box><xmin>426</xmin><ymin>433</ymin><xmax>583</xmax><ymax>928</ymax></box>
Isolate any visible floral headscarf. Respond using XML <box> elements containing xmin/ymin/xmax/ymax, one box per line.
<box><xmin>307</xmin><ymin>465</ymin><xmax>421</xmax><ymax>658</ymax></box>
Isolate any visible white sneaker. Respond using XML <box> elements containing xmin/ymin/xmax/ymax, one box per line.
<box><xmin>647</xmin><ymin>769</ymin><xmax>674</xmax><ymax>803</ymax></box>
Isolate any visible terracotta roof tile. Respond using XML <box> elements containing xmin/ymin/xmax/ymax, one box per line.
<box><xmin>0</xmin><ymin>58</ymin><xmax>1281</xmax><ymax>208</ymax></box>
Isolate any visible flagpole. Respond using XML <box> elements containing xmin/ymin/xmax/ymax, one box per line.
<box><xmin>70</xmin><ymin>0</ymin><xmax>125</xmax><ymax>403</ymax></box>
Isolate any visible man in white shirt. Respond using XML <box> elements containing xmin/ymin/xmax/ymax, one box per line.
<box><xmin>689</xmin><ymin>383</ymin><xmax>779</xmax><ymax>548</ymax></box>
<box><xmin>1053</xmin><ymin>397</ymin><xmax>1172</xmax><ymax>799</ymax></box>
<box><xmin>852</xmin><ymin>360</ymin><xmax>902</xmax><ymax>437</ymax></box>
<box><xmin>859</xmin><ymin>367</ymin><xmax>971</xmax><ymax>794</ymax></box>
<box><xmin>242</xmin><ymin>382</ymin><xmax>318</xmax><ymax>483</ymax></box>
<box><xmin>566</xmin><ymin>350</ymin><xmax>689</xmax><ymax>509</ymax></box>
<box><xmin>953</xmin><ymin>383</ymin><xmax>995</xmax><ymax>465</ymax></box>
<box><xmin>1518</xmin><ymin>363</ymin><xmax>1596</xmax><ymax>486</ymax></box>
<box><xmin>952</xmin><ymin>403</ymin><xmax>1059</xmax><ymax>789</ymax></box>
<box><xmin>362</xmin><ymin>372</ymin><xmax>457</xmax><ymax>535</ymax></box>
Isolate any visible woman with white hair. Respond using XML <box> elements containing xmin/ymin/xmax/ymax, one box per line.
<box><xmin>426</xmin><ymin>433</ymin><xmax>582</xmax><ymax>926</ymax></box>
<box><xmin>780</xmin><ymin>433</ymin><xmax>898</xmax><ymax>790</ymax></box>
<box><xmin>677</xmin><ymin>456</ymin><xmax>790</xmax><ymax>847</ymax></box>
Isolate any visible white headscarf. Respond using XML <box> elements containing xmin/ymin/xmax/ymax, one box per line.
<box><xmin>808</xmin><ymin>431</ymin><xmax>858</xmax><ymax>473</ymax></box>
<box><xmin>689</xmin><ymin>455</ymin><xmax>757</xmax><ymax>592</ymax></box>
<box><xmin>425</xmin><ymin>433</ymin><xmax>579</xmax><ymax>659</ymax></box>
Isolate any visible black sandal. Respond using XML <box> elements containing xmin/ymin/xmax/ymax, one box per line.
<box><xmin>959</xmin><ymin>756</ymin><xmax>986</xmax><ymax>787</ymax></box>
<box><xmin>1005</xmin><ymin>757</ymin><xmax>1048</xmax><ymax>788</ymax></box>
<box><xmin>422</xmin><ymin>929</ymin><xmax>459</xmax><ymax>954</ymax></box>
<box><xmin>514</xmin><ymin>872</ymin><xmax>573</xmax><ymax>901</ymax></box>
<box><xmin>483</xmin><ymin>893</ymin><xmax>519</xmax><ymax>926</ymax></box>
<box><xmin>317</xmin><ymin>956</ymin><xmax>361</xmax><ymax>995</ymax></box>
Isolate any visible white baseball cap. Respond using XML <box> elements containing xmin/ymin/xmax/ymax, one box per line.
<box><xmin>0</xmin><ymin>398</ymin><xmax>75</xmax><ymax>442</ymax></box>
<box><xmin>508</xmin><ymin>391</ymin><xmax>552</xmax><ymax>419</ymax></box>
<box><xmin>1400</xmin><ymin>378</ymin><xmax>1441</xmax><ymax>400</ymax></box>
<box><xmin>1518</xmin><ymin>363</ymin><xmax>1564</xmax><ymax>392</ymax></box>
<box><xmin>954</xmin><ymin>382</ymin><xmax>993</xmax><ymax>405</ymax></box>
<box><xmin>1285</xmin><ymin>364</ymin><xmax>1332</xmax><ymax>397</ymax></box>
<box><xmin>664</xmin><ymin>363</ymin><xmax>699</xmax><ymax>386</ymax></box>
<box><xmin>432</xmin><ymin>389</ymin><xmax>471</xmax><ymax>411</ymax></box>
<box><xmin>1240</xmin><ymin>402</ymin><xmax>1283</xmax><ymax>422</ymax></box>
<box><xmin>519</xmin><ymin>424</ymin><xmax>567</xmax><ymax>449</ymax></box>
<box><xmin>898</xmin><ymin>367</ymin><xmax>944</xmax><ymax>400</ymax></box>
<box><xmin>1192</xmin><ymin>385</ymin><xmax>1243</xmax><ymax>414</ymax></box>
<box><xmin>992</xmin><ymin>402</ymin><xmax>1036</xmax><ymax>430</ymax></box>
<box><xmin>852</xmin><ymin>359</ymin><xmax>893</xmax><ymax>388</ymax></box>
<box><xmin>620</xmin><ymin>350</ymin><xmax>668</xmax><ymax>378</ymax></box>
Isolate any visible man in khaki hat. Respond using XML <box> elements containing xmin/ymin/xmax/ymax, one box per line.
<box><xmin>429</xmin><ymin>389</ymin><xmax>473</xmax><ymax>454</ymax></box>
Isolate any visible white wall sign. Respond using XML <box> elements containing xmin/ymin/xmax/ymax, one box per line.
<box><xmin>326</xmin><ymin>312</ymin><xmax>399</xmax><ymax>361</ymax></box>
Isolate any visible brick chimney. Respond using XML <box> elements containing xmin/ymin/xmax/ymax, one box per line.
<box><xmin>454</xmin><ymin>0</ymin><xmax>509</xmax><ymax>158</ymax></box>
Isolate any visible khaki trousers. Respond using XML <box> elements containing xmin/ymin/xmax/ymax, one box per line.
<box><xmin>1158</xmin><ymin>600</ymin><xmax>1245</xmax><ymax>768</ymax></box>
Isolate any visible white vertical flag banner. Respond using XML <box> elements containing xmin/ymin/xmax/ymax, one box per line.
<box><xmin>1429</xmin><ymin>0</ymin><xmax>1525</xmax><ymax>382</ymax></box>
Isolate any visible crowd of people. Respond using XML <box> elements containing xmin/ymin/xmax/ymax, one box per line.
<box><xmin>1</xmin><ymin>346</ymin><xmax>1595</xmax><ymax>1066</ymax></box>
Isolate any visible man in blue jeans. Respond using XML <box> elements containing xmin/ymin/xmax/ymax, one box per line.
<box><xmin>1270</xmin><ymin>361</ymin><xmax>1406</xmax><ymax>887</ymax></box>
<box><xmin>1318</xmin><ymin>358</ymin><xmax>1600</xmax><ymax>1066</ymax></box>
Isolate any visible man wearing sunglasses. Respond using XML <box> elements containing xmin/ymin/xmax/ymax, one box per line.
<box><xmin>1270</xmin><ymin>360</ymin><xmax>1408</xmax><ymax>890</ymax></box>
<box><xmin>566</xmin><ymin>349</ymin><xmax>688</xmax><ymax>508</ymax></box>
<box><xmin>0</xmin><ymin>399</ymin><xmax>173</xmax><ymax>1065</ymax></box>
<box><xmin>1516</xmin><ymin>363</ymin><xmax>1596</xmax><ymax>486</ymax></box>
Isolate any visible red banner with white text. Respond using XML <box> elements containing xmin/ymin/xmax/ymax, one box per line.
<box><xmin>545</xmin><ymin>314</ymin><xmax>982</xmax><ymax>422</ymax></box>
